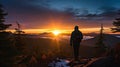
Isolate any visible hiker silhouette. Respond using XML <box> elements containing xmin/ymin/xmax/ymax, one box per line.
<box><xmin>70</xmin><ymin>26</ymin><xmax>83</xmax><ymax>61</ymax></box>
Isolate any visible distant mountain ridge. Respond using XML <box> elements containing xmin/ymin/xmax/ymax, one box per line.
<box><xmin>81</xmin><ymin>34</ymin><xmax>120</xmax><ymax>48</ymax></box>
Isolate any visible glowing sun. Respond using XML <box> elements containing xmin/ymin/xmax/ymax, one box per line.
<box><xmin>52</xmin><ymin>30</ymin><xmax>60</xmax><ymax>36</ymax></box>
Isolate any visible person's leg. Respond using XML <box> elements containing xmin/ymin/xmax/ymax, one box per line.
<box><xmin>73</xmin><ymin>45</ymin><xmax>79</xmax><ymax>61</ymax></box>
<box><xmin>76</xmin><ymin>45</ymin><xmax>79</xmax><ymax>60</ymax></box>
<box><xmin>73</xmin><ymin>47</ymin><xmax>77</xmax><ymax>60</ymax></box>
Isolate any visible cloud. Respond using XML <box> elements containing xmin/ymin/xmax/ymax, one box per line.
<box><xmin>0</xmin><ymin>0</ymin><xmax>79</xmax><ymax>29</ymax></box>
<box><xmin>75</xmin><ymin>7</ymin><xmax>120</xmax><ymax>20</ymax></box>
<box><xmin>1</xmin><ymin>0</ymin><xmax>120</xmax><ymax>29</ymax></box>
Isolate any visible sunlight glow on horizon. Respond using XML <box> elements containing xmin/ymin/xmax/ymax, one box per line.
<box><xmin>52</xmin><ymin>30</ymin><xmax>61</xmax><ymax>36</ymax></box>
<box><xmin>7</xmin><ymin>27</ymin><xmax>114</xmax><ymax>34</ymax></box>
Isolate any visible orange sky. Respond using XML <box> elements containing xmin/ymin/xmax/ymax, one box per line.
<box><xmin>7</xmin><ymin>27</ymin><xmax>113</xmax><ymax>34</ymax></box>
<box><xmin>7</xmin><ymin>18</ymin><xmax>116</xmax><ymax>34</ymax></box>
<box><xmin>2</xmin><ymin>0</ymin><xmax>120</xmax><ymax>35</ymax></box>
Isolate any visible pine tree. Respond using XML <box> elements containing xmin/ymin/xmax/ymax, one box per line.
<box><xmin>111</xmin><ymin>18</ymin><xmax>120</xmax><ymax>33</ymax></box>
<box><xmin>15</xmin><ymin>21</ymin><xmax>25</xmax><ymax>34</ymax></box>
<box><xmin>0</xmin><ymin>4</ymin><xmax>18</xmax><ymax>67</ymax></box>
<box><xmin>95</xmin><ymin>24</ymin><xmax>107</xmax><ymax>56</ymax></box>
<box><xmin>0</xmin><ymin>4</ymin><xmax>11</xmax><ymax>32</ymax></box>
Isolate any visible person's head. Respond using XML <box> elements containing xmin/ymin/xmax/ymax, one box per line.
<box><xmin>74</xmin><ymin>26</ymin><xmax>79</xmax><ymax>31</ymax></box>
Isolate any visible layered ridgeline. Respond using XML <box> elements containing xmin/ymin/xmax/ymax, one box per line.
<box><xmin>79</xmin><ymin>34</ymin><xmax>120</xmax><ymax>57</ymax></box>
<box><xmin>81</xmin><ymin>34</ymin><xmax>120</xmax><ymax>48</ymax></box>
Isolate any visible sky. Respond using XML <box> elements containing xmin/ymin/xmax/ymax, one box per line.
<box><xmin>0</xmin><ymin>0</ymin><xmax>120</xmax><ymax>33</ymax></box>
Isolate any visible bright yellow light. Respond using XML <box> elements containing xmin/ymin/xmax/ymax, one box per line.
<box><xmin>52</xmin><ymin>30</ymin><xmax>60</xmax><ymax>36</ymax></box>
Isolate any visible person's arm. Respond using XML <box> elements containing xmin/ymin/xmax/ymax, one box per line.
<box><xmin>70</xmin><ymin>32</ymin><xmax>73</xmax><ymax>46</ymax></box>
<box><xmin>80</xmin><ymin>31</ymin><xmax>83</xmax><ymax>39</ymax></box>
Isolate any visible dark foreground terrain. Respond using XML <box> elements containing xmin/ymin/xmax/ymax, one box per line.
<box><xmin>0</xmin><ymin>33</ymin><xmax>120</xmax><ymax>67</ymax></box>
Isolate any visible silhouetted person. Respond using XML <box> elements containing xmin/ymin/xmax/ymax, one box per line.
<box><xmin>70</xmin><ymin>26</ymin><xmax>83</xmax><ymax>61</ymax></box>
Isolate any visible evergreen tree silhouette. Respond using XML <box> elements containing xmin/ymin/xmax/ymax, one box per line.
<box><xmin>15</xmin><ymin>21</ymin><xmax>25</xmax><ymax>34</ymax></box>
<box><xmin>14</xmin><ymin>21</ymin><xmax>26</xmax><ymax>53</ymax></box>
<box><xmin>0</xmin><ymin>4</ymin><xmax>19</xmax><ymax>67</ymax></box>
<box><xmin>95</xmin><ymin>24</ymin><xmax>107</xmax><ymax>56</ymax></box>
<box><xmin>111</xmin><ymin>18</ymin><xmax>120</xmax><ymax>33</ymax></box>
<box><xmin>0</xmin><ymin>4</ymin><xmax>11</xmax><ymax>32</ymax></box>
